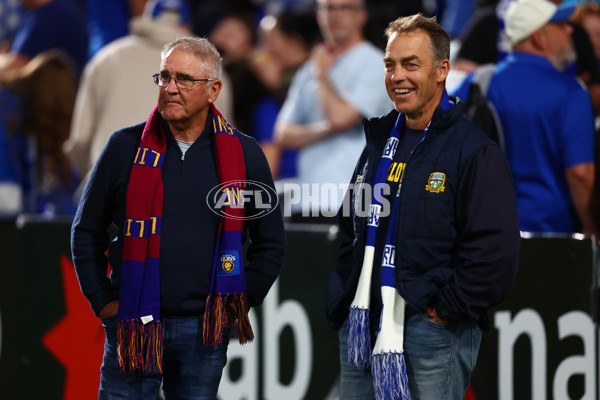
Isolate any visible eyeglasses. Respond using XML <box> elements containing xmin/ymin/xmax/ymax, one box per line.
<box><xmin>153</xmin><ymin>73</ymin><xmax>216</xmax><ymax>90</ymax></box>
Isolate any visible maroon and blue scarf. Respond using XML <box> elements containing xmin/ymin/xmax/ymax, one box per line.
<box><xmin>117</xmin><ymin>104</ymin><xmax>252</xmax><ymax>374</ymax></box>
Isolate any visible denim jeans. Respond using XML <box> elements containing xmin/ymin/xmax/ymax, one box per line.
<box><xmin>99</xmin><ymin>315</ymin><xmax>229</xmax><ymax>400</ymax></box>
<box><xmin>339</xmin><ymin>313</ymin><xmax>483</xmax><ymax>400</ymax></box>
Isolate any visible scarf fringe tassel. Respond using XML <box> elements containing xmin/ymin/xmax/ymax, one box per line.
<box><xmin>117</xmin><ymin>319</ymin><xmax>163</xmax><ymax>374</ymax></box>
<box><xmin>372</xmin><ymin>352</ymin><xmax>411</xmax><ymax>400</ymax></box>
<box><xmin>347</xmin><ymin>306</ymin><xmax>371</xmax><ymax>369</ymax></box>
<box><xmin>203</xmin><ymin>293</ymin><xmax>254</xmax><ymax>347</ymax></box>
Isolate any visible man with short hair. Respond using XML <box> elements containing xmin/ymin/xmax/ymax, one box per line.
<box><xmin>275</xmin><ymin>0</ymin><xmax>392</xmax><ymax>218</ymax></box>
<box><xmin>64</xmin><ymin>0</ymin><xmax>233</xmax><ymax>180</ymax></box>
<box><xmin>326</xmin><ymin>14</ymin><xmax>520</xmax><ymax>399</ymax></box>
<box><xmin>453</xmin><ymin>0</ymin><xmax>598</xmax><ymax>236</ymax></box>
<box><xmin>71</xmin><ymin>36</ymin><xmax>285</xmax><ymax>399</ymax></box>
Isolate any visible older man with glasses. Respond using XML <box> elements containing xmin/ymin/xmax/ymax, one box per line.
<box><xmin>64</xmin><ymin>0</ymin><xmax>234</xmax><ymax>186</ymax></box>
<box><xmin>71</xmin><ymin>36</ymin><xmax>285</xmax><ymax>399</ymax></box>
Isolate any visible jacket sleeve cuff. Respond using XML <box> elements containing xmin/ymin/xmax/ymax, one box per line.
<box><xmin>87</xmin><ymin>288</ymin><xmax>117</xmax><ymax>317</ymax></box>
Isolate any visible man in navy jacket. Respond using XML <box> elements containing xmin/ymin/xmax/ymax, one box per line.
<box><xmin>326</xmin><ymin>14</ymin><xmax>520</xmax><ymax>399</ymax></box>
<box><xmin>72</xmin><ymin>37</ymin><xmax>284</xmax><ymax>399</ymax></box>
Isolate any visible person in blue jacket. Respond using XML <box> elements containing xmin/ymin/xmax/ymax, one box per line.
<box><xmin>326</xmin><ymin>14</ymin><xmax>520</xmax><ymax>400</ymax></box>
<box><xmin>453</xmin><ymin>0</ymin><xmax>597</xmax><ymax>237</ymax></box>
<box><xmin>71</xmin><ymin>37</ymin><xmax>285</xmax><ymax>399</ymax></box>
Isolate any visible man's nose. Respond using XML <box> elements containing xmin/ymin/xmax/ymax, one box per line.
<box><xmin>165</xmin><ymin>78</ymin><xmax>180</xmax><ymax>92</ymax></box>
<box><xmin>391</xmin><ymin>66</ymin><xmax>406</xmax><ymax>82</ymax></box>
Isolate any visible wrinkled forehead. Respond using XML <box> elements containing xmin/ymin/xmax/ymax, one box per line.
<box><xmin>160</xmin><ymin>48</ymin><xmax>201</xmax><ymax>71</ymax></box>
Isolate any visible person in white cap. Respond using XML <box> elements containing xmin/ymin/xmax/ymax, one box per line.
<box><xmin>453</xmin><ymin>0</ymin><xmax>598</xmax><ymax>237</ymax></box>
<box><xmin>504</xmin><ymin>0</ymin><xmax>577</xmax><ymax>70</ymax></box>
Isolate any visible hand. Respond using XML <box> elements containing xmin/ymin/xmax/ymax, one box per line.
<box><xmin>311</xmin><ymin>44</ymin><xmax>338</xmax><ymax>81</ymax></box>
<box><xmin>98</xmin><ymin>300</ymin><xmax>119</xmax><ymax>319</ymax></box>
<box><xmin>426</xmin><ymin>306</ymin><xmax>449</xmax><ymax>324</ymax></box>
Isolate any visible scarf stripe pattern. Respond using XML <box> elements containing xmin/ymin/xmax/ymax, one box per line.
<box><xmin>203</xmin><ymin>105</ymin><xmax>253</xmax><ymax>347</ymax></box>
<box><xmin>118</xmin><ymin>104</ymin><xmax>165</xmax><ymax>373</ymax></box>
<box><xmin>371</xmin><ymin>197</ymin><xmax>410</xmax><ymax>400</ymax></box>
<box><xmin>347</xmin><ymin>114</ymin><xmax>402</xmax><ymax>370</ymax></box>
<box><xmin>348</xmin><ymin>93</ymin><xmax>453</xmax><ymax>399</ymax></box>
<box><xmin>117</xmin><ymin>104</ymin><xmax>252</xmax><ymax>374</ymax></box>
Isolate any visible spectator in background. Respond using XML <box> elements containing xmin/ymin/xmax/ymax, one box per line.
<box><xmin>570</xmin><ymin>2</ymin><xmax>600</xmax><ymax>116</ymax></box>
<box><xmin>0</xmin><ymin>0</ymin><xmax>88</xmax><ymax>78</ymax></box>
<box><xmin>440</xmin><ymin>0</ymin><xmax>479</xmax><ymax>38</ymax></box>
<box><xmin>569</xmin><ymin>16</ymin><xmax>600</xmax><ymax>116</ymax></box>
<box><xmin>209</xmin><ymin>8</ymin><xmax>256</xmax><ymax>62</ymax></box>
<box><xmin>0</xmin><ymin>87</ymin><xmax>28</xmax><ymax>215</ymax></box>
<box><xmin>256</xmin><ymin>11</ymin><xmax>320</xmax><ymax>101</ymax></box>
<box><xmin>64</xmin><ymin>0</ymin><xmax>233</xmax><ymax>183</ymax></box>
<box><xmin>85</xmin><ymin>0</ymin><xmax>147</xmax><ymax>59</ymax></box>
<box><xmin>209</xmin><ymin>9</ymin><xmax>272</xmax><ymax>138</ymax></box>
<box><xmin>451</xmin><ymin>0</ymin><xmax>600</xmax><ymax>106</ymax></box>
<box><xmin>572</xmin><ymin>2</ymin><xmax>600</xmax><ymax>66</ymax></box>
<box><xmin>260</xmin><ymin>0</ymin><xmax>315</xmax><ymax>16</ymax></box>
<box><xmin>0</xmin><ymin>50</ymin><xmax>79</xmax><ymax>216</ymax></box>
<box><xmin>453</xmin><ymin>0</ymin><xmax>598</xmax><ymax>236</ymax></box>
<box><xmin>362</xmin><ymin>0</ymin><xmax>430</xmax><ymax>50</ymax></box>
<box><xmin>0</xmin><ymin>0</ymin><xmax>24</xmax><ymax>50</ymax></box>
<box><xmin>571</xmin><ymin>2</ymin><xmax>600</xmax><ymax>234</ymax></box>
<box><xmin>275</xmin><ymin>0</ymin><xmax>392</xmax><ymax>219</ymax></box>
<box><xmin>452</xmin><ymin>0</ymin><xmax>510</xmax><ymax>74</ymax></box>
<box><xmin>252</xmin><ymin>11</ymin><xmax>320</xmax><ymax>179</ymax></box>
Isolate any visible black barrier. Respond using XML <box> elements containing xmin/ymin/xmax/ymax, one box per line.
<box><xmin>0</xmin><ymin>218</ymin><xmax>343</xmax><ymax>400</ymax></box>
<box><xmin>0</xmin><ymin>218</ymin><xmax>18</xmax><ymax>400</ymax></box>
<box><xmin>471</xmin><ymin>234</ymin><xmax>597</xmax><ymax>400</ymax></box>
<box><xmin>0</xmin><ymin>219</ymin><xmax>597</xmax><ymax>400</ymax></box>
<box><xmin>0</xmin><ymin>215</ymin><xmax>71</xmax><ymax>399</ymax></box>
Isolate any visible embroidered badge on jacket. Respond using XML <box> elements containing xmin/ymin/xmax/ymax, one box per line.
<box><xmin>425</xmin><ymin>172</ymin><xmax>446</xmax><ymax>193</ymax></box>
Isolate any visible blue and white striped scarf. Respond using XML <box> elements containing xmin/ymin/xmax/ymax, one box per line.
<box><xmin>347</xmin><ymin>93</ymin><xmax>453</xmax><ymax>400</ymax></box>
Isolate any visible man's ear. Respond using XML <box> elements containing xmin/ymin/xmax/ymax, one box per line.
<box><xmin>529</xmin><ymin>28</ymin><xmax>546</xmax><ymax>51</ymax></box>
<box><xmin>207</xmin><ymin>79</ymin><xmax>223</xmax><ymax>104</ymax></box>
<box><xmin>437</xmin><ymin>59</ymin><xmax>450</xmax><ymax>83</ymax></box>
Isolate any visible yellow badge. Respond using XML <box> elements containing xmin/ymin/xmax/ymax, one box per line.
<box><xmin>425</xmin><ymin>172</ymin><xmax>446</xmax><ymax>193</ymax></box>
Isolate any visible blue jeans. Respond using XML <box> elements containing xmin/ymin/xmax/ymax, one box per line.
<box><xmin>339</xmin><ymin>313</ymin><xmax>483</xmax><ymax>399</ymax></box>
<box><xmin>99</xmin><ymin>315</ymin><xmax>229</xmax><ymax>400</ymax></box>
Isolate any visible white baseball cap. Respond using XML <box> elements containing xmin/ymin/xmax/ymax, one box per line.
<box><xmin>505</xmin><ymin>0</ymin><xmax>576</xmax><ymax>45</ymax></box>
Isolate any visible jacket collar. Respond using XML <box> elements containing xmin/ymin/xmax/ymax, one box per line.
<box><xmin>364</xmin><ymin>92</ymin><xmax>464</xmax><ymax>150</ymax></box>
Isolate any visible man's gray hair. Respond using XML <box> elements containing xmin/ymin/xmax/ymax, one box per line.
<box><xmin>161</xmin><ymin>37</ymin><xmax>222</xmax><ymax>79</ymax></box>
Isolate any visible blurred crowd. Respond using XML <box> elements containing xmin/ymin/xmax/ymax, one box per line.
<box><xmin>0</xmin><ymin>0</ymin><xmax>599</xmax><ymax>237</ymax></box>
